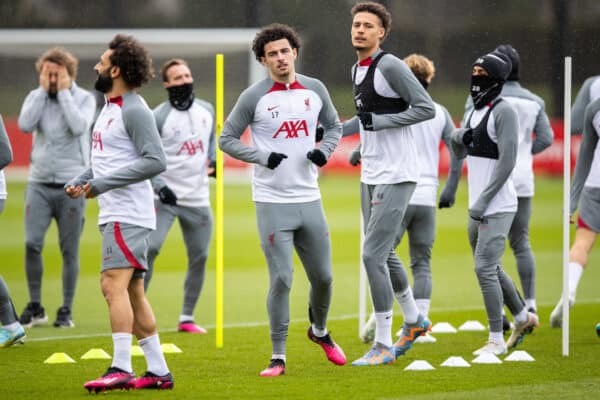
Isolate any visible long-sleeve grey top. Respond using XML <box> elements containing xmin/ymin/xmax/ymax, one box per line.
<box><xmin>18</xmin><ymin>82</ymin><xmax>95</xmax><ymax>184</ymax></box>
<box><xmin>0</xmin><ymin>116</ymin><xmax>13</xmax><ymax>170</ymax></box>
<box><xmin>570</xmin><ymin>98</ymin><xmax>600</xmax><ymax>214</ymax></box>
<box><xmin>571</xmin><ymin>75</ymin><xmax>600</xmax><ymax>135</ymax></box>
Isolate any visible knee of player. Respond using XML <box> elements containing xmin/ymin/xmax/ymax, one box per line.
<box><xmin>362</xmin><ymin>250</ymin><xmax>383</xmax><ymax>269</ymax></box>
<box><xmin>473</xmin><ymin>262</ymin><xmax>498</xmax><ymax>279</ymax></box>
<box><xmin>25</xmin><ymin>239</ymin><xmax>43</xmax><ymax>254</ymax></box>
<box><xmin>271</xmin><ymin>272</ymin><xmax>293</xmax><ymax>292</ymax></box>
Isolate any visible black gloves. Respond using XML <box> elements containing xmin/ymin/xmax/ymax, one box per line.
<box><xmin>208</xmin><ymin>160</ymin><xmax>216</xmax><ymax>178</ymax></box>
<box><xmin>315</xmin><ymin>126</ymin><xmax>324</xmax><ymax>143</ymax></box>
<box><xmin>357</xmin><ymin>112</ymin><xmax>374</xmax><ymax>130</ymax></box>
<box><xmin>307</xmin><ymin>149</ymin><xmax>327</xmax><ymax>167</ymax></box>
<box><xmin>158</xmin><ymin>186</ymin><xmax>177</xmax><ymax>206</ymax></box>
<box><xmin>438</xmin><ymin>198</ymin><xmax>452</xmax><ymax>209</ymax></box>
<box><xmin>462</xmin><ymin>128</ymin><xmax>474</xmax><ymax>146</ymax></box>
<box><xmin>267</xmin><ymin>152</ymin><xmax>288</xmax><ymax>169</ymax></box>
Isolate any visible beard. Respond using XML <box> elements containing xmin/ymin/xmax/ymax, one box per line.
<box><xmin>48</xmin><ymin>85</ymin><xmax>58</xmax><ymax>99</ymax></box>
<box><xmin>94</xmin><ymin>69</ymin><xmax>113</xmax><ymax>93</ymax></box>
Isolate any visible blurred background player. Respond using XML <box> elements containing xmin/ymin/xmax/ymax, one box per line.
<box><xmin>144</xmin><ymin>58</ymin><xmax>216</xmax><ymax>334</ymax></box>
<box><xmin>356</xmin><ymin>54</ymin><xmax>461</xmax><ymax>345</ymax></box>
<box><xmin>550</xmin><ymin>97</ymin><xmax>600</xmax><ymax>327</ymax></box>
<box><xmin>451</xmin><ymin>53</ymin><xmax>538</xmax><ymax>355</ymax></box>
<box><xmin>463</xmin><ymin>44</ymin><xmax>554</xmax><ymax>327</ymax></box>
<box><xmin>17</xmin><ymin>47</ymin><xmax>95</xmax><ymax>329</ymax></box>
<box><xmin>571</xmin><ymin>75</ymin><xmax>600</xmax><ymax>135</ymax></box>
<box><xmin>345</xmin><ymin>2</ymin><xmax>435</xmax><ymax>366</ymax></box>
<box><xmin>66</xmin><ymin>34</ymin><xmax>173</xmax><ymax>391</ymax></box>
<box><xmin>219</xmin><ymin>23</ymin><xmax>346</xmax><ymax>377</ymax></box>
<box><xmin>0</xmin><ymin>115</ymin><xmax>26</xmax><ymax>348</ymax></box>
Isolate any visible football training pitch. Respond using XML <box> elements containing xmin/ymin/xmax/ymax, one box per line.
<box><xmin>0</xmin><ymin>175</ymin><xmax>599</xmax><ymax>399</ymax></box>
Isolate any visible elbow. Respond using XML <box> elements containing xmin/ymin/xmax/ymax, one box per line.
<box><xmin>17</xmin><ymin>119</ymin><xmax>33</xmax><ymax>133</ymax></box>
<box><xmin>424</xmin><ymin>104</ymin><xmax>436</xmax><ymax>120</ymax></box>
<box><xmin>218</xmin><ymin>136</ymin><xmax>230</xmax><ymax>153</ymax></box>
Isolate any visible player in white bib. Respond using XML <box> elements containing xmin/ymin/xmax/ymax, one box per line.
<box><xmin>452</xmin><ymin>53</ymin><xmax>538</xmax><ymax>356</ymax></box>
<box><xmin>144</xmin><ymin>58</ymin><xmax>216</xmax><ymax>335</ymax></box>
<box><xmin>66</xmin><ymin>34</ymin><xmax>173</xmax><ymax>392</ymax></box>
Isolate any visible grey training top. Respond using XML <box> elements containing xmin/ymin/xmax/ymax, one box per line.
<box><xmin>0</xmin><ymin>116</ymin><xmax>13</xmax><ymax>170</ymax></box>
<box><xmin>571</xmin><ymin>75</ymin><xmax>600</xmax><ymax>135</ymax></box>
<box><xmin>570</xmin><ymin>98</ymin><xmax>600</xmax><ymax>214</ymax></box>
<box><xmin>18</xmin><ymin>82</ymin><xmax>95</xmax><ymax>184</ymax></box>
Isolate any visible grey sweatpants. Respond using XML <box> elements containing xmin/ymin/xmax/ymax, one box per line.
<box><xmin>24</xmin><ymin>182</ymin><xmax>85</xmax><ymax>309</ymax></box>
<box><xmin>145</xmin><ymin>201</ymin><xmax>213</xmax><ymax>317</ymax></box>
<box><xmin>255</xmin><ymin>200</ymin><xmax>332</xmax><ymax>355</ymax></box>
<box><xmin>468</xmin><ymin>212</ymin><xmax>525</xmax><ymax>332</ymax></box>
<box><xmin>508</xmin><ymin>197</ymin><xmax>535</xmax><ymax>300</ymax></box>
<box><xmin>389</xmin><ymin>205</ymin><xmax>435</xmax><ymax>300</ymax></box>
<box><xmin>361</xmin><ymin>182</ymin><xmax>416</xmax><ymax>312</ymax></box>
<box><xmin>0</xmin><ymin>276</ymin><xmax>18</xmax><ymax>325</ymax></box>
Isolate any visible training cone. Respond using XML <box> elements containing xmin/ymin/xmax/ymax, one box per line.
<box><xmin>161</xmin><ymin>343</ymin><xmax>182</xmax><ymax>353</ymax></box>
<box><xmin>404</xmin><ymin>360</ymin><xmax>435</xmax><ymax>371</ymax></box>
<box><xmin>44</xmin><ymin>352</ymin><xmax>76</xmax><ymax>364</ymax></box>
<box><xmin>472</xmin><ymin>353</ymin><xmax>502</xmax><ymax>364</ymax></box>
<box><xmin>441</xmin><ymin>356</ymin><xmax>471</xmax><ymax>367</ymax></box>
<box><xmin>414</xmin><ymin>333</ymin><xmax>437</xmax><ymax>343</ymax></box>
<box><xmin>131</xmin><ymin>345</ymin><xmax>144</xmax><ymax>357</ymax></box>
<box><xmin>430</xmin><ymin>322</ymin><xmax>457</xmax><ymax>333</ymax></box>
<box><xmin>81</xmin><ymin>348</ymin><xmax>111</xmax><ymax>360</ymax></box>
<box><xmin>459</xmin><ymin>320</ymin><xmax>486</xmax><ymax>331</ymax></box>
<box><xmin>505</xmin><ymin>350</ymin><xmax>535</xmax><ymax>362</ymax></box>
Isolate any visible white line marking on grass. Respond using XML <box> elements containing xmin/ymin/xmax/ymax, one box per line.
<box><xmin>26</xmin><ymin>298</ymin><xmax>600</xmax><ymax>343</ymax></box>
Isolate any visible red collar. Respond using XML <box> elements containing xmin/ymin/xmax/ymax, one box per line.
<box><xmin>267</xmin><ymin>81</ymin><xmax>306</xmax><ymax>93</ymax></box>
<box><xmin>358</xmin><ymin>57</ymin><xmax>373</xmax><ymax>67</ymax></box>
<box><xmin>107</xmin><ymin>96</ymin><xmax>123</xmax><ymax>107</ymax></box>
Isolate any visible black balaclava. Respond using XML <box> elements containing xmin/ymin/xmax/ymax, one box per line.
<box><xmin>494</xmin><ymin>44</ymin><xmax>520</xmax><ymax>82</ymax></box>
<box><xmin>470</xmin><ymin>52</ymin><xmax>511</xmax><ymax>109</ymax></box>
<box><xmin>167</xmin><ymin>83</ymin><xmax>194</xmax><ymax>111</ymax></box>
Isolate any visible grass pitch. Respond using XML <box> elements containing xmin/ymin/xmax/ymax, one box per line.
<box><xmin>0</xmin><ymin>174</ymin><xmax>599</xmax><ymax>399</ymax></box>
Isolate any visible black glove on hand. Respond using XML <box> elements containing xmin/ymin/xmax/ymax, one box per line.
<box><xmin>438</xmin><ymin>199</ymin><xmax>451</xmax><ymax>209</ymax></box>
<box><xmin>462</xmin><ymin>128</ymin><xmax>474</xmax><ymax>146</ymax></box>
<box><xmin>267</xmin><ymin>152</ymin><xmax>288</xmax><ymax>169</ymax></box>
<box><xmin>158</xmin><ymin>186</ymin><xmax>178</xmax><ymax>206</ymax></box>
<box><xmin>357</xmin><ymin>112</ymin><xmax>374</xmax><ymax>130</ymax></box>
<box><xmin>307</xmin><ymin>149</ymin><xmax>327</xmax><ymax>167</ymax></box>
<box><xmin>208</xmin><ymin>160</ymin><xmax>216</xmax><ymax>178</ymax></box>
<box><xmin>315</xmin><ymin>126</ymin><xmax>324</xmax><ymax>143</ymax></box>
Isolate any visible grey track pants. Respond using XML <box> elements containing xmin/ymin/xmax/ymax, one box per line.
<box><xmin>468</xmin><ymin>212</ymin><xmax>525</xmax><ymax>332</ymax></box>
<box><xmin>145</xmin><ymin>201</ymin><xmax>213</xmax><ymax>318</ymax></box>
<box><xmin>361</xmin><ymin>182</ymin><xmax>416</xmax><ymax>312</ymax></box>
<box><xmin>508</xmin><ymin>197</ymin><xmax>535</xmax><ymax>300</ymax></box>
<box><xmin>255</xmin><ymin>200</ymin><xmax>332</xmax><ymax>355</ymax></box>
<box><xmin>24</xmin><ymin>182</ymin><xmax>85</xmax><ymax>309</ymax></box>
<box><xmin>390</xmin><ymin>205</ymin><xmax>435</xmax><ymax>300</ymax></box>
<box><xmin>0</xmin><ymin>276</ymin><xmax>18</xmax><ymax>325</ymax></box>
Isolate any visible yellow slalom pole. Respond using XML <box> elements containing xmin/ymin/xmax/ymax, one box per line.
<box><xmin>215</xmin><ymin>54</ymin><xmax>224</xmax><ymax>348</ymax></box>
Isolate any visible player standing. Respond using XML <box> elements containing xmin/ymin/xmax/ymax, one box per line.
<box><xmin>144</xmin><ymin>58</ymin><xmax>216</xmax><ymax>334</ymax></box>
<box><xmin>66</xmin><ymin>34</ymin><xmax>173</xmax><ymax>391</ymax></box>
<box><xmin>17</xmin><ymin>47</ymin><xmax>95</xmax><ymax>328</ymax></box>
<box><xmin>219</xmin><ymin>23</ymin><xmax>346</xmax><ymax>377</ymax></box>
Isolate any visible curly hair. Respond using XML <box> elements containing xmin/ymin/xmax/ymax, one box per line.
<box><xmin>108</xmin><ymin>34</ymin><xmax>154</xmax><ymax>88</ymax></box>
<box><xmin>252</xmin><ymin>23</ymin><xmax>301</xmax><ymax>61</ymax></box>
<box><xmin>35</xmin><ymin>47</ymin><xmax>78</xmax><ymax>79</ymax></box>
<box><xmin>351</xmin><ymin>1</ymin><xmax>392</xmax><ymax>42</ymax></box>
<box><xmin>404</xmin><ymin>54</ymin><xmax>435</xmax><ymax>84</ymax></box>
<box><xmin>160</xmin><ymin>58</ymin><xmax>190</xmax><ymax>82</ymax></box>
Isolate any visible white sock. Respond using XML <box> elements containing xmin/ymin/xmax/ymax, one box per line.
<box><xmin>395</xmin><ymin>288</ymin><xmax>419</xmax><ymax>324</ymax></box>
<box><xmin>514</xmin><ymin>307</ymin><xmax>528</xmax><ymax>325</ymax></box>
<box><xmin>489</xmin><ymin>331</ymin><xmax>505</xmax><ymax>345</ymax></box>
<box><xmin>525</xmin><ymin>299</ymin><xmax>537</xmax><ymax>311</ymax></box>
<box><xmin>271</xmin><ymin>353</ymin><xmax>286</xmax><ymax>362</ymax></box>
<box><xmin>139</xmin><ymin>334</ymin><xmax>169</xmax><ymax>376</ymax></box>
<box><xmin>374</xmin><ymin>311</ymin><xmax>393</xmax><ymax>348</ymax></box>
<box><xmin>179</xmin><ymin>314</ymin><xmax>194</xmax><ymax>323</ymax></box>
<box><xmin>568</xmin><ymin>262</ymin><xmax>584</xmax><ymax>301</ymax></box>
<box><xmin>111</xmin><ymin>333</ymin><xmax>133</xmax><ymax>373</ymax></box>
<box><xmin>311</xmin><ymin>324</ymin><xmax>328</xmax><ymax>337</ymax></box>
<box><xmin>415</xmin><ymin>299</ymin><xmax>430</xmax><ymax>320</ymax></box>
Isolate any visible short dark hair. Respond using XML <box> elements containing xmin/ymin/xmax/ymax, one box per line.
<box><xmin>108</xmin><ymin>34</ymin><xmax>154</xmax><ymax>88</ymax></box>
<box><xmin>351</xmin><ymin>1</ymin><xmax>392</xmax><ymax>42</ymax></box>
<box><xmin>161</xmin><ymin>58</ymin><xmax>189</xmax><ymax>82</ymax></box>
<box><xmin>35</xmin><ymin>47</ymin><xmax>78</xmax><ymax>79</ymax></box>
<box><xmin>252</xmin><ymin>23</ymin><xmax>301</xmax><ymax>61</ymax></box>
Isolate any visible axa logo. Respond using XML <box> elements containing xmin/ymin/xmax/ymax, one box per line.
<box><xmin>272</xmin><ymin>120</ymin><xmax>309</xmax><ymax>139</ymax></box>
<box><xmin>92</xmin><ymin>131</ymin><xmax>103</xmax><ymax>151</ymax></box>
<box><xmin>177</xmin><ymin>139</ymin><xmax>204</xmax><ymax>155</ymax></box>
